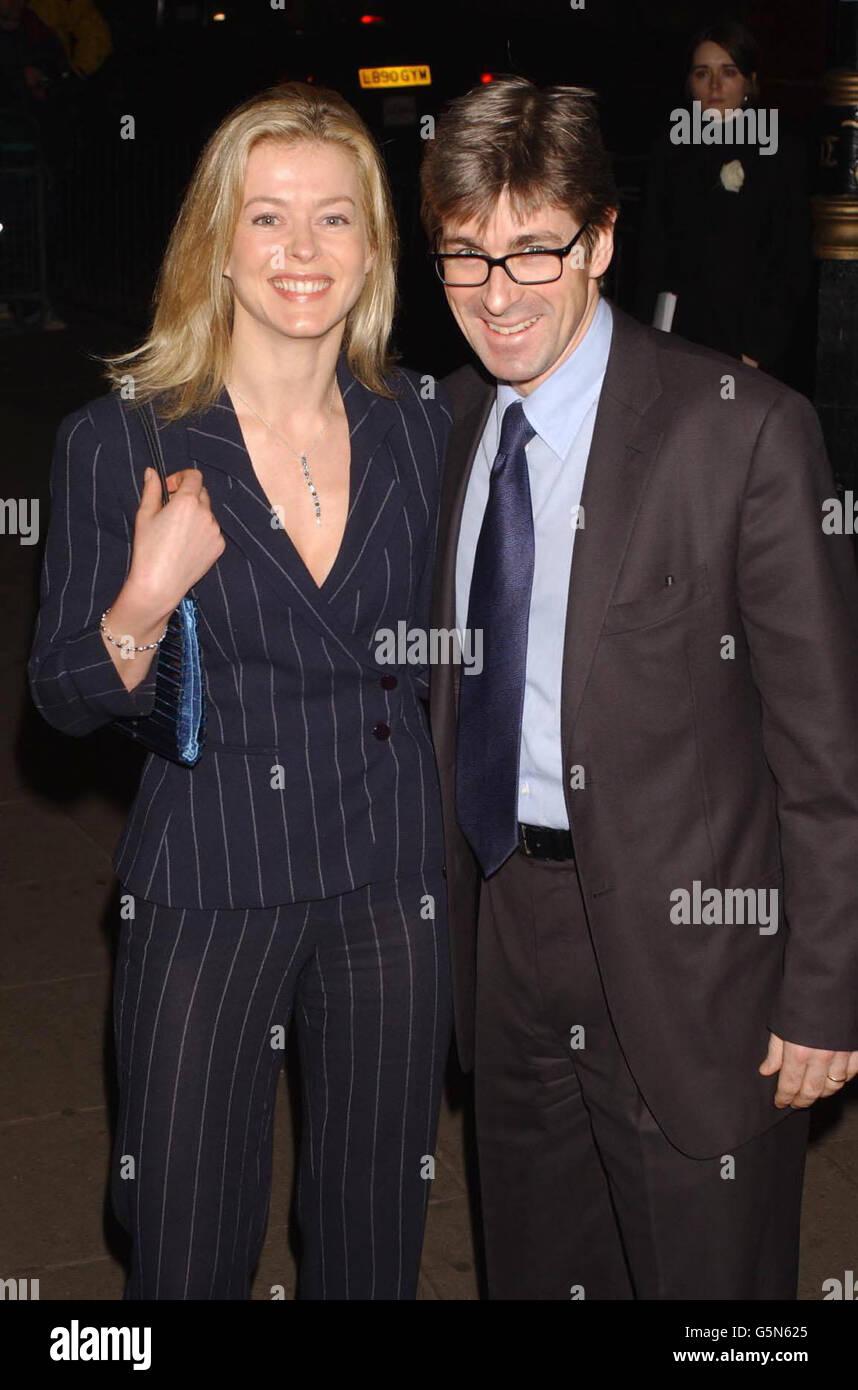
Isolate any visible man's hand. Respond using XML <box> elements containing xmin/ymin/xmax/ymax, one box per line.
<box><xmin>759</xmin><ymin>1033</ymin><xmax>858</xmax><ymax>1108</ymax></box>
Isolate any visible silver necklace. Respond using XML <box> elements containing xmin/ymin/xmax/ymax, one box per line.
<box><xmin>228</xmin><ymin>381</ymin><xmax>338</xmax><ymax>526</ymax></box>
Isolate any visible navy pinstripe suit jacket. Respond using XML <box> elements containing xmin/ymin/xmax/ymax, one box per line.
<box><xmin>28</xmin><ymin>354</ymin><xmax>452</xmax><ymax>909</ymax></box>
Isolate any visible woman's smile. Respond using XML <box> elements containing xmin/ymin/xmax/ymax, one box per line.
<box><xmin>269</xmin><ymin>274</ymin><xmax>333</xmax><ymax>301</ymax></box>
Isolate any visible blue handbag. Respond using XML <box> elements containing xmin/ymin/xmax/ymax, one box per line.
<box><xmin>110</xmin><ymin>401</ymin><xmax>206</xmax><ymax>767</ymax></box>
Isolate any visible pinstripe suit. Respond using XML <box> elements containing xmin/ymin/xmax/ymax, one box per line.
<box><xmin>28</xmin><ymin>354</ymin><xmax>454</xmax><ymax>1299</ymax></box>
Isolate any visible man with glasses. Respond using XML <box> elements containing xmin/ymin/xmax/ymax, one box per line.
<box><xmin>419</xmin><ymin>76</ymin><xmax>858</xmax><ymax>1300</ymax></box>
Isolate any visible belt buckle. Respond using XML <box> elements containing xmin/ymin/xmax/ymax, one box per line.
<box><xmin>519</xmin><ymin>823</ymin><xmax>533</xmax><ymax>856</ymax></box>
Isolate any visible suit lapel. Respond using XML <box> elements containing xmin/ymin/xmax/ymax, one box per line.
<box><xmin>559</xmin><ymin>304</ymin><xmax>664</xmax><ymax>751</ymax></box>
<box><xmin>182</xmin><ymin>353</ymin><xmax>403</xmax><ymax>667</ymax></box>
<box><xmin>323</xmin><ymin>363</ymin><xmax>404</xmax><ymax>607</ymax></box>
<box><xmin>435</xmin><ymin>378</ymin><xmax>494</xmax><ymax>711</ymax></box>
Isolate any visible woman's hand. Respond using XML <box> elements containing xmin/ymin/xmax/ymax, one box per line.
<box><xmin>99</xmin><ymin>467</ymin><xmax>225</xmax><ymax>691</ymax></box>
<box><xmin>125</xmin><ymin>466</ymin><xmax>226</xmax><ymax>616</ymax></box>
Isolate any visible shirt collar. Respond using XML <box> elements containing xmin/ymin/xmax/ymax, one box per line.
<box><xmin>494</xmin><ymin>295</ymin><xmax>613</xmax><ymax>459</ymax></box>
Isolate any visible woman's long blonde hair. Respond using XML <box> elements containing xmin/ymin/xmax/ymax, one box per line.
<box><xmin>100</xmin><ymin>82</ymin><xmax>399</xmax><ymax>419</ymax></box>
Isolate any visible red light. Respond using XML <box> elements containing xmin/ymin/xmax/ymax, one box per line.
<box><xmin>360</xmin><ymin>13</ymin><xmax>384</xmax><ymax>22</ymax></box>
<box><xmin>480</xmin><ymin>72</ymin><xmax>494</xmax><ymax>84</ymax></box>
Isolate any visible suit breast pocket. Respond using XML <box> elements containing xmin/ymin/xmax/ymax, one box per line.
<box><xmin>602</xmin><ymin>563</ymin><xmax>710</xmax><ymax>635</ymax></box>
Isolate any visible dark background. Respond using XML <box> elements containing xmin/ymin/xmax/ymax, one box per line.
<box><xmin>9</xmin><ymin>0</ymin><xmax>835</xmax><ymax>388</ymax></box>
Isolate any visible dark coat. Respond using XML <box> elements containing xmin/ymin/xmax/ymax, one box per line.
<box><xmin>634</xmin><ymin>117</ymin><xmax>811</xmax><ymax>375</ymax></box>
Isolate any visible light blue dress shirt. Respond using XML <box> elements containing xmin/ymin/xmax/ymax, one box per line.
<box><xmin>455</xmin><ymin>295</ymin><xmax>613</xmax><ymax>828</ymax></box>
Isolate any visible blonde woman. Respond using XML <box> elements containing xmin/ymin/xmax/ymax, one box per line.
<box><xmin>28</xmin><ymin>83</ymin><xmax>453</xmax><ymax>1300</ymax></box>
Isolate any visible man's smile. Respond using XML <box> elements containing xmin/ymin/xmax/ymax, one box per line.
<box><xmin>482</xmin><ymin>314</ymin><xmax>541</xmax><ymax>339</ymax></box>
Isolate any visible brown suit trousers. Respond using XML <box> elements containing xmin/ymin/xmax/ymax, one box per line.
<box><xmin>475</xmin><ymin>848</ymin><xmax>809</xmax><ymax>1299</ymax></box>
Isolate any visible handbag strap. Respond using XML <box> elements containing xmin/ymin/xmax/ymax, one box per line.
<box><xmin>135</xmin><ymin>400</ymin><xmax>170</xmax><ymax>507</ymax></box>
<box><xmin>130</xmin><ymin>397</ymin><xmax>198</xmax><ymax>601</ymax></box>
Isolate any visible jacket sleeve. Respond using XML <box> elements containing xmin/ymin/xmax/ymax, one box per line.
<box><xmin>28</xmin><ymin>0</ymin><xmax>112</xmax><ymax>78</ymax></box>
<box><xmin>28</xmin><ymin>404</ymin><xmax>161</xmax><ymax>737</ymax></box>
<box><xmin>66</xmin><ymin>0</ymin><xmax>113</xmax><ymax>77</ymax></box>
<box><xmin>736</xmin><ymin>388</ymin><xmax>858</xmax><ymax>1049</ymax></box>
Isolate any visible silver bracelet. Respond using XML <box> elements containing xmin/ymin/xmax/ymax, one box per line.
<box><xmin>100</xmin><ymin>608</ymin><xmax>169</xmax><ymax>652</ymax></box>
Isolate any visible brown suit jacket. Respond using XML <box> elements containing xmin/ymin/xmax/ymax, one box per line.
<box><xmin>429</xmin><ymin>300</ymin><xmax>858</xmax><ymax>1158</ymax></box>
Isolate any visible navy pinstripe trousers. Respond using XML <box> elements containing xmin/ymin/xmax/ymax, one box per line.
<box><xmin>110</xmin><ymin>867</ymin><xmax>451</xmax><ymax>1300</ymax></box>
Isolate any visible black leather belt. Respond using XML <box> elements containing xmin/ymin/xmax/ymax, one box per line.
<box><xmin>518</xmin><ymin>822</ymin><xmax>575</xmax><ymax>861</ymax></box>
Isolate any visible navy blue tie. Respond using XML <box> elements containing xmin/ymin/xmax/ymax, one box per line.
<box><xmin>456</xmin><ymin>400</ymin><xmax>535</xmax><ymax>877</ymax></box>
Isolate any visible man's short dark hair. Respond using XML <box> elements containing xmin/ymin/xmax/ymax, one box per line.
<box><xmin>420</xmin><ymin>75</ymin><xmax>618</xmax><ymax>263</ymax></box>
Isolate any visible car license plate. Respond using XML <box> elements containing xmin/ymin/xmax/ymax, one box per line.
<box><xmin>358</xmin><ymin>65</ymin><xmax>431</xmax><ymax>89</ymax></box>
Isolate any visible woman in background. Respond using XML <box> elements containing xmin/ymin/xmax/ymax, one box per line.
<box><xmin>635</xmin><ymin>18</ymin><xmax>811</xmax><ymax>382</ymax></box>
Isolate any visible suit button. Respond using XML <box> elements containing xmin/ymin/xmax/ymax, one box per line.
<box><xmin>380</xmin><ymin>674</ymin><xmax>398</xmax><ymax>690</ymax></box>
<box><xmin>373</xmin><ymin>722</ymin><xmax>391</xmax><ymax>740</ymax></box>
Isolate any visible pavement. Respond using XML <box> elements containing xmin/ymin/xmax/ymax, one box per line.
<box><xmin>1</xmin><ymin>315</ymin><xmax>855</xmax><ymax>1301</ymax></box>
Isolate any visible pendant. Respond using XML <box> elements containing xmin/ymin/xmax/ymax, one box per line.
<box><xmin>300</xmin><ymin>454</ymin><xmax>322</xmax><ymax>526</ymax></box>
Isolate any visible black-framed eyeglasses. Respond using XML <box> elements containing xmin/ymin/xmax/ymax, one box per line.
<box><xmin>430</xmin><ymin>223</ymin><xmax>591</xmax><ymax>287</ymax></box>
